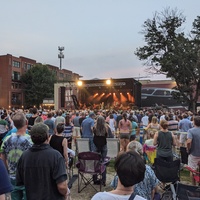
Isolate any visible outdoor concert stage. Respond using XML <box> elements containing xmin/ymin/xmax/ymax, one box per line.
<box><xmin>54</xmin><ymin>78</ymin><xmax>141</xmax><ymax>110</ymax></box>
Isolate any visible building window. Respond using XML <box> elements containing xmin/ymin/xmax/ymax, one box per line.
<box><xmin>24</xmin><ymin>63</ymin><xmax>27</xmax><ymax>70</ymax></box>
<box><xmin>11</xmin><ymin>93</ymin><xmax>21</xmax><ymax>105</ymax></box>
<box><xmin>66</xmin><ymin>74</ymin><xmax>72</xmax><ymax>81</ymax></box>
<box><xmin>24</xmin><ymin>63</ymin><xmax>32</xmax><ymax>70</ymax></box>
<box><xmin>13</xmin><ymin>61</ymin><xmax>20</xmax><ymax>68</ymax></box>
<box><xmin>60</xmin><ymin>73</ymin><xmax>64</xmax><ymax>78</ymax></box>
<box><xmin>27</xmin><ymin>64</ymin><xmax>32</xmax><ymax>70</ymax></box>
<box><xmin>12</xmin><ymin>71</ymin><xmax>20</xmax><ymax>81</ymax></box>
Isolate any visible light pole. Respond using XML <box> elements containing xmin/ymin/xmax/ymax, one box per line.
<box><xmin>58</xmin><ymin>46</ymin><xmax>64</xmax><ymax>70</ymax></box>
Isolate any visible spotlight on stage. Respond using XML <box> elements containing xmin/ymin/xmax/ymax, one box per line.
<box><xmin>106</xmin><ymin>79</ymin><xmax>111</xmax><ymax>85</ymax></box>
<box><xmin>77</xmin><ymin>80</ymin><xmax>83</xmax><ymax>87</ymax></box>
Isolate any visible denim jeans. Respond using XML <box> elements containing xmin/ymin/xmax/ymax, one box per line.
<box><xmin>11</xmin><ymin>179</ymin><xmax>27</xmax><ymax>200</ymax></box>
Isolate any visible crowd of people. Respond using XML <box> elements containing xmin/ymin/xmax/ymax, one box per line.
<box><xmin>0</xmin><ymin>106</ymin><xmax>200</xmax><ymax>199</ymax></box>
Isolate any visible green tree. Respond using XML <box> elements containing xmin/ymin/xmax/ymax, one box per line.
<box><xmin>21</xmin><ymin>64</ymin><xmax>56</xmax><ymax>108</ymax></box>
<box><xmin>135</xmin><ymin>8</ymin><xmax>200</xmax><ymax>111</ymax></box>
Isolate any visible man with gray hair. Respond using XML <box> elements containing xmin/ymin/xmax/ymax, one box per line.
<box><xmin>1</xmin><ymin>111</ymin><xmax>32</xmax><ymax>200</ymax></box>
<box><xmin>16</xmin><ymin>123</ymin><xmax>68</xmax><ymax>200</ymax></box>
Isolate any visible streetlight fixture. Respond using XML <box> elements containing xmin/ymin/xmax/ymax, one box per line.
<box><xmin>58</xmin><ymin>46</ymin><xmax>64</xmax><ymax>70</ymax></box>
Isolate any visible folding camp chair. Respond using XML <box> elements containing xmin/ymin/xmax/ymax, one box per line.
<box><xmin>173</xmin><ymin>182</ymin><xmax>200</xmax><ymax>200</ymax></box>
<box><xmin>185</xmin><ymin>162</ymin><xmax>200</xmax><ymax>186</ymax></box>
<box><xmin>76</xmin><ymin>151</ymin><xmax>110</xmax><ymax>193</ymax></box>
<box><xmin>154</xmin><ymin>158</ymin><xmax>180</xmax><ymax>199</ymax></box>
<box><xmin>75</xmin><ymin>138</ymin><xmax>90</xmax><ymax>154</ymax></box>
<box><xmin>106</xmin><ymin>138</ymin><xmax>120</xmax><ymax>159</ymax></box>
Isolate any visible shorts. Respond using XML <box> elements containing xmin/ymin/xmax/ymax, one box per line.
<box><xmin>73</xmin><ymin>127</ymin><xmax>81</xmax><ymax>137</ymax></box>
<box><xmin>179</xmin><ymin>132</ymin><xmax>187</xmax><ymax>144</ymax></box>
<box><xmin>119</xmin><ymin>133</ymin><xmax>130</xmax><ymax>139</ymax></box>
<box><xmin>188</xmin><ymin>154</ymin><xmax>200</xmax><ymax>170</ymax></box>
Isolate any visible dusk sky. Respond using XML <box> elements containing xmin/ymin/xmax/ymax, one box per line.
<box><xmin>1</xmin><ymin>1</ymin><xmax>200</xmax><ymax>80</ymax></box>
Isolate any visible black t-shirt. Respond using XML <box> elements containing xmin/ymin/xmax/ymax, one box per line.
<box><xmin>50</xmin><ymin>135</ymin><xmax>65</xmax><ymax>157</ymax></box>
<box><xmin>93</xmin><ymin>128</ymin><xmax>107</xmax><ymax>149</ymax></box>
<box><xmin>16</xmin><ymin>144</ymin><xmax>67</xmax><ymax>200</ymax></box>
<box><xmin>28</xmin><ymin>116</ymin><xmax>38</xmax><ymax>126</ymax></box>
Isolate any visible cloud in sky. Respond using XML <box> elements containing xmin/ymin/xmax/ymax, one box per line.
<box><xmin>1</xmin><ymin>0</ymin><xmax>200</xmax><ymax>80</ymax></box>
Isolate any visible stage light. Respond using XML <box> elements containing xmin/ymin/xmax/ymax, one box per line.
<box><xmin>106</xmin><ymin>79</ymin><xmax>111</xmax><ymax>85</ymax></box>
<box><xmin>120</xmin><ymin>93</ymin><xmax>122</xmax><ymax>95</ymax></box>
<box><xmin>77</xmin><ymin>80</ymin><xmax>83</xmax><ymax>86</ymax></box>
<box><xmin>127</xmin><ymin>92</ymin><xmax>129</xmax><ymax>95</ymax></box>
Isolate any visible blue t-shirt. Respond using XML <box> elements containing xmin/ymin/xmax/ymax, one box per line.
<box><xmin>81</xmin><ymin>117</ymin><xmax>94</xmax><ymax>138</ymax></box>
<box><xmin>187</xmin><ymin>127</ymin><xmax>200</xmax><ymax>157</ymax></box>
<box><xmin>131</xmin><ymin>121</ymin><xmax>138</xmax><ymax>135</ymax></box>
<box><xmin>179</xmin><ymin>118</ymin><xmax>192</xmax><ymax>132</ymax></box>
<box><xmin>44</xmin><ymin>119</ymin><xmax>55</xmax><ymax>135</ymax></box>
<box><xmin>0</xmin><ymin>159</ymin><xmax>13</xmax><ymax>194</ymax></box>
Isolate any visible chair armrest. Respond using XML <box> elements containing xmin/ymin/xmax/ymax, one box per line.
<box><xmin>102</xmin><ymin>157</ymin><xmax>111</xmax><ymax>166</ymax></box>
<box><xmin>185</xmin><ymin>166</ymin><xmax>200</xmax><ymax>175</ymax></box>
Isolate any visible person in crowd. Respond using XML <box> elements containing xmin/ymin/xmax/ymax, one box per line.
<box><xmin>144</xmin><ymin>130</ymin><xmax>156</xmax><ymax>146</ymax></box>
<box><xmin>0</xmin><ymin>115</ymin><xmax>8</xmax><ymax>145</ymax></box>
<box><xmin>81</xmin><ymin>112</ymin><xmax>95</xmax><ymax>151</ymax></box>
<box><xmin>179</xmin><ymin>113</ymin><xmax>193</xmax><ymax>147</ymax></box>
<box><xmin>49</xmin><ymin>123</ymin><xmax>68</xmax><ymax>167</ymax></box>
<box><xmin>153</xmin><ymin>119</ymin><xmax>176</xmax><ymax>162</ymax></box>
<box><xmin>109</xmin><ymin>114</ymin><xmax>116</xmax><ymax>137</ymax></box>
<box><xmin>146</xmin><ymin>116</ymin><xmax>160</xmax><ymax>131</ymax></box>
<box><xmin>1</xmin><ymin>112</ymin><xmax>32</xmax><ymax>200</ymax></box>
<box><xmin>129</xmin><ymin>116</ymin><xmax>139</xmax><ymax>141</ymax></box>
<box><xmin>141</xmin><ymin>112</ymin><xmax>149</xmax><ymax>128</ymax></box>
<box><xmin>16</xmin><ymin>123</ymin><xmax>68</xmax><ymax>200</ymax></box>
<box><xmin>111</xmin><ymin>141</ymin><xmax>159</xmax><ymax>200</ymax></box>
<box><xmin>187</xmin><ymin>116</ymin><xmax>200</xmax><ymax>185</ymax></box>
<box><xmin>63</xmin><ymin>115</ymin><xmax>74</xmax><ymax>149</ymax></box>
<box><xmin>79</xmin><ymin>112</ymin><xmax>86</xmax><ymax>136</ymax></box>
<box><xmin>92</xmin><ymin>151</ymin><xmax>146</xmax><ymax>200</ymax></box>
<box><xmin>72</xmin><ymin>112</ymin><xmax>81</xmax><ymax>145</ymax></box>
<box><xmin>145</xmin><ymin>116</ymin><xmax>160</xmax><ymax>140</ymax></box>
<box><xmin>28</xmin><ymin>107</ymin><xmax>38</xmax><ymax>128</ymax></box>
<box><xmin>118</xmin><ymin>112</ymin><xmax>132</xmax><ymax>152</ymax></box>
<box><xmin>55</xmin><ymin>110</ymin><xmax>65</xmax><ymax>127</ymax></box>
<box><xmin>127</xmin><ymin>140</ymin><xmax>143</xmax><ymax>158</ymax></box>
<box><xmin>129</xmin><ymin>111</ymin><xmax>138</xmax><ymax>123</ymax></box>
<box><xmin>44</xmin><ymin>112</ymin><xmax>56</xmax><ymax>136</ymax></box>
<box><xmin>93</xmin><ymin>116</ymin><xmax>109</xmax><ymax>185</ymax></box>
<box><xmin>167</xmin><ymin>113</ymin><xmax>178</xmax><ymax>132</ymax></box>
<box><xmin>34</xmin><ymin>115</ymin><xmax>43</xmax><ymax>124</ymax></box>
<box><xmin>0</xmin><ymin>158</ymin><xmax>13</xmax><ymax>200</ymax></box>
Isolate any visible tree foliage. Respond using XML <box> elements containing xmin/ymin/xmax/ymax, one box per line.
<box><xmin>135</xmin><ymin>8</ymin><xmax>200</xmax><ymax>111</ymax></box>
<box><xmin>21</xmin><ymin>64</ymin><xmax>56</xmax><ymax>107</ymax></box>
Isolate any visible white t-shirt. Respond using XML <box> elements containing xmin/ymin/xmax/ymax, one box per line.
<box><xmin>91</xmin><ymin>192</ymin><xmax>146</xmax><ymax>200</ymax></box>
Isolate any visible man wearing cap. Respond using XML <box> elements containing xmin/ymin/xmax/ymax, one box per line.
<box><xmin>81</xmin><ymin>112</ymin><xmax>95</xmax><ymax>151</ymax></box>
<box><xmin>16</xmin><ymin>123</ymin><xmax>68</xmax><ymax>200</ymax></box>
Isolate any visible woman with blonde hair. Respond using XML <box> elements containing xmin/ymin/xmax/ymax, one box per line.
<box><xmin>153</xmin><ymin>120</ymin><xmax>176</xmax><ymax>162</ymax></box>
<box><xmin>145</xmin><ymin>116</ymin><xmax>160</xmax><ymax>139</ymax></box>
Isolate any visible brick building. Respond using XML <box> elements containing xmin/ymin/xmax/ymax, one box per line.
<box><xmin>0</xmin><ymin>54</ymin><xmax>81</xmax><ymax>109</ymax></box>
